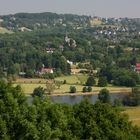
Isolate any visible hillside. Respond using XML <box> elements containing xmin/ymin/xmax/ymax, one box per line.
<box><xmin>0</xmin><ymin>12</ymin><xmax>140</xmax><ymax>32</ymax></box>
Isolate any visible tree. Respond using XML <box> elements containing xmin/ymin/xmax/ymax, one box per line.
<box><xmin>114</xmin><ymin>98</ymin><xmax>123</xmax><ymax>106</ymax></box>
<box><xmin>87</xmin><ymin>86</ymin><xmax>92</xmax><ymax>92</ymax></box>
<box><xmin>86</xmin><ymin>76</ymin><xmax>96</xmax><ymax>86</ymax></box>
<box><xmin>70</xmin><ymin>86</ymin><xmax>76</xmax><ymax>93</ymax></box>
<box><xmin>82</xmin><ymin>87</ymin><xmax>87</xmax><ymax>93</ymax></box>
<box><xmin>123</xmin><ymin>87</ymin><xmax>140</xmax><ymax>106</ymax></box>
<box><xmin>32</xmin><ymin>86</ymin><xmax>45</xmax><ymax>97</ymax></box>
<box><xmin>0</xmin><ymin>79</ymin><xmax>140</xmax><ymax>139</ymax></box>
<box><xmin>98</xmin><ymin>88</ymin><xmax>111</xmax><ymax>104</ymax></box>
<box><xmin>46</xmin><ymin>82</ymin><xmax>55</xmax><ymax>95</ymax></box>
<box><xmin>55</xmin><ymin>81</ymin><xmax>61</xmax><ymax>89</ymax></box>
<box><xmin>98</xmin><ymin>76</ymin><xmax>108</xmax><ymax>87</ymax></box>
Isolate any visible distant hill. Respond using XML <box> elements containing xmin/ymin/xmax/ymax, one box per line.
<box><xmin>0</xmin><ymin>12</ymin><xmax>139</xmax><ymax>32</ymax></box>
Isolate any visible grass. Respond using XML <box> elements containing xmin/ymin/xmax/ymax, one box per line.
<box><xmin>14</xmin><ymin>75</ymin><xmax>132</xmax><ymax>95</ymax></box>
<box><xmin>0</xmin><ymin>27</ymin><xmax>13</xmax><ymax>34</ymax></box>
<box><xmin>15</xmin><ymin>83</ymin><xmax>83</xmax><ymax>94</ymax></box>
<box><xmin>55</xmin><ymin>75</ymin><xmax>88</xmax><ymax>85</ymax></box>
<box><xmin>123</xmin><ymin>107</ymin><xmax>140</xmax><ymax>127</ymax></box>
<box><xmin>14</xmin><ymin>83</ymin><xmax>131</xmax><ymax>96</ymax></box>
<box><xmin>16</xmin><ymin>83</ymin><xmax>46</xmax><ymax>94</ymax></box>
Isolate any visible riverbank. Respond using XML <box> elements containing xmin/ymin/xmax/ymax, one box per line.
<box><xmin>47</xmin><ymin>90</ymin><xmax>131</xmax><ymax>96</ymax></box>
<box><xmin>25</xmin><ymin>89</ymin><xmax>131</xmax><ymax>97</ymax></box>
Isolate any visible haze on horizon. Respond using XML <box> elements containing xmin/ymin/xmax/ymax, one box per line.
<box><xmin>0</xmin><ymin>0</ymin><xmax>139</xmax><ymax>18</ymax></box>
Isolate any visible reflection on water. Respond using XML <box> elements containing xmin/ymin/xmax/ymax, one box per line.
<box><xmin>27</xmin><ymin>93</ymin><xmax>127</xmax><ymax>105</ymax></box>
<box><xmin>50</xmin><ymin>93</ymin><xmax>127</xmax><ymax>104</ymax></box>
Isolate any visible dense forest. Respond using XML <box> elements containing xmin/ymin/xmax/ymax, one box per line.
<box><xmin>0</xmin><ymin>80</ymin><xmax>140</xmax><ymax>140</ymax></box>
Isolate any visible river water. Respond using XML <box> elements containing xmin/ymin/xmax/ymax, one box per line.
<box><xmin>27</xmin><ymin>93</ymin><xmax>128</xmax><ymax>104</ymax></box>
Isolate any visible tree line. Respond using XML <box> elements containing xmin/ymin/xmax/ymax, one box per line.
<box><xmin>0</xmin><ymin>80</ymin><xmax>140</xmax><ymax>139</ymax></box>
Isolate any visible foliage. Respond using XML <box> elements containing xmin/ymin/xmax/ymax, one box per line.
<box><xmin>123</xmin><ymin>87</ymin><xmax>140</xmax><ymax>106</ymax></box>
<box><xmin>99</xmin><ymin>67</ymin><xmax>140</xmax><ymax>87</ymax></box>
<box><xmin>32</xmin><ymin>86</ymin><xmax>45</xmax><ymax>97</ymax></box>
<box><xmin>87</xmin><ymin>86</ymin><xmax>92</xmax><ymax>92</ymax></box>
<box><xmin>69</xmin><ymin>86</ymin><xmax>77</xmax><ymax>93</ymax></box>
<box><xmin>114</xmin><ymin>98</ymin><xmax>123</xmax><ymax>106</ymax></box>
<box><xmin>98</xmin><ymin>88</ymin><xmax>111</xmax><ymax>104</ymax></box>
<box><xmin>46</xmin><ymin>82</ymin><xmax>55</xmax><ymax>95</ymax></box>
<box><xmin>82</xmin><ymin>87</ymin><xmax>87</xmax><ymax>93</ymax></box>
<box><xmin>0</xmin><ymin>81</ymin><xmax>140</xmax><ymax>139</ymax></box>
<box><xmin>98</xmin><ymin>76</ymin><xmax>108</xmax><ymax>87</ymax></box>
<box><xmin>63</xmin><ymin>79</ymin><xmax>67</xmax><ymax>84</ymax></box>
<box><xmin>86</xmin><ymin>76</ymin><xmax>96</xmax><ymax>86</ymax></box>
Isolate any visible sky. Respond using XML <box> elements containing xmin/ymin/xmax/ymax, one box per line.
<box><xmin>0</xmin><ymin>0</ymin><xmax>139</xmax><ymax>18</ymax></box>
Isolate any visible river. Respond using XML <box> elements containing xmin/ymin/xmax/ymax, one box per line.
<box><xmin>27</xmin><ymin>93</ymin><xmax>128</xmax><ymax>104</ymax></box>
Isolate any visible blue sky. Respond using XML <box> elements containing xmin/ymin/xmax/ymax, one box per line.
<box><xmin>0</xmin><ymin>0</ymin><xmax>139</xmax><ymax>18</ymax></box>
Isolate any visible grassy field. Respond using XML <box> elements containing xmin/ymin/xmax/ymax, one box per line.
<box><xmin>54</xmin><ymin>75</ymin><xmax>88</xmax><ymax>85</ymax></box>
<box><xmin>0</xmin><ymin>27</ymin><xmax>13</xmax><ymax>34</ymax></box>
<box><xmin>123</xmin><ymin>107</ymin><xmax>140</xmax><ymax>127</ymax></box>
<box><xmin>14</xmin><ymin>75</ymin><xmax>131</xmax><ymax>95</ymax></box>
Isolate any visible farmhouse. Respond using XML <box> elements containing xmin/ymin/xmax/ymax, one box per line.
<box><xmin>46</xmin><ymin>48</ymin><xmax>55</xmax><ymax>53</ymax></box>
<box><xmin>39</xmin><ymin>68</ymin><xmax>54</xmax><ymax>75</ymax></box>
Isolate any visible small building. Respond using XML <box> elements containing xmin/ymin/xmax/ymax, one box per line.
<box><xmin>67</xmin><ymin>60</ymin><xmax>73</xmax><ymax>66</ymax></box>
<box><xmin>46</xmin><ymin>48</ymin><xmax>55</xmax><ymax>53</ymax></box>
<box><xmin>39</xmin><ymin>68</ymin><xmax>54</xmax><ymax>74</ymax></box>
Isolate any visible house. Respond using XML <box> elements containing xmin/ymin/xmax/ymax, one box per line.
<box><xmin>46</xmin><ymin>48</ymin><xmax>55</xmax><ymax>53</ymax></box>
<box><xmin>134</xmin><ymin>63</ymin><xmax>140</xmax><ymax>73</ymax></box>
<box><xmin>39</xmin><ymin>68</ymin><xmax>54</xmax><ymax>74</ymax></box>
<box><xmin>67</xmin><ymin>60</ymin><xmax>73</xmax><ymax>66</ymax></box>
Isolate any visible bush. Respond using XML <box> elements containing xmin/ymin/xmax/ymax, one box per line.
<box><xmin>70</xmin><ymin>86</ymin><xmax>76</xmax><ymax>93</ymax></box>
<box><xmin>82</xmin><ymin>86</ymin><xmax>92</xmax><ymax>93</ymax></box>
<box><xmin>83</xmin><ymin>87</ymin><xmax>87</xmax><ymax>93</ymax></box>
<box><xmin>32</xmin><ymin>86</ymin><xmax>45</xmax><ymax>97</ymax></box>
<box><xmin>63</xmin><ymin>80</ymin><xmax>67</xmax><ymax>84</ymax></box>
<box><xmin>87</xmin><ymin>86</ymin><xmax>92</xmax><ymax>92</ymax></box>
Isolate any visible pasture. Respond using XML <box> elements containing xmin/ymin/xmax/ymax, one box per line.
<box><xmin>54</xmin><ymin>74</ymin><xmax>88</xmax><ymax>85</ymax></box>
<box><xmin>123</xmin><ymin>107</ymin><xmax>140</xmax><ymax>127</ymax></box>
<box><xmin>14</xmin><ymin>75</ymin><xmax>131</xmax><ymax>95</ymax></box>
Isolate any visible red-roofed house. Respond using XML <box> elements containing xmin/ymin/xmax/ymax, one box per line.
<box><xmin>135</xmin><ymin>63</ymin><xmax>140</xmax><ymax>73</ymax></box>
<box><xmin>40</xmin><ymin>68</ymin><xmax>54</xmax><ymax>74</ymax></box>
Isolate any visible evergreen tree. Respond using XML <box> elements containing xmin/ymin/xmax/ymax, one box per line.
<box><xmin>86</xmin><ymin>76</ymin><xmax>96</xmax><ymax>86</ymax></box>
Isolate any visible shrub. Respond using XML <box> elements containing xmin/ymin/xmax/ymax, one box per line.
<box><xmin>87</xmin><ymin>86</ymin><xmax>92</xmax><ymax>92</ymax></box>
<box><xmin>70</xmin><ymin>86</ymin><xmax>76</xmax><ymax>93</ymax></box>
<box><xmin>83</xmin><ymin>87</ymin><xmax>87</xmax><ymax>93</ymax></box>
<box><xmin>32</xmin><ymin>86</ymin><xmax>45</xmax><ymax>97</ymax></box>
<box><xmin>63</xmin><ymin>80</ymin><xmax>67</xmax><ymax>84</ymax></box>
